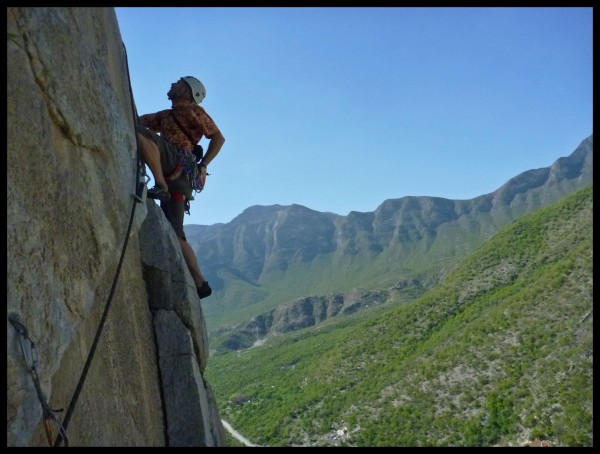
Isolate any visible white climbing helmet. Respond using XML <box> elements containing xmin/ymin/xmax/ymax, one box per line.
<box><xmin>181</xmin><ymin>76</ymin><xmax>206</xmax><ymax>104</ymax></box>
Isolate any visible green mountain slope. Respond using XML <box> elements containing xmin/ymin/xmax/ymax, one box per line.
<box><xmin>205</xmin><ymin>184</ymin><xmax>593</xmax><ymax>447</ymax></box>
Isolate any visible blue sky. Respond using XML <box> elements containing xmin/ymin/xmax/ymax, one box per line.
<box><xmin>115</xmin><ymin>7</ymin><xmax>592</xmax><ymax>226</ymax></box>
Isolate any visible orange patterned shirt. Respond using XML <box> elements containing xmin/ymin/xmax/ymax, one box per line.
<box><xmin>138</xmin><ymin>99</ymin><xmax>220</xmax><ymax>152</ymax></box>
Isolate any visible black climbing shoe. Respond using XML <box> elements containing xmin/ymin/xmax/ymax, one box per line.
<box><xmin>197</xmin><ymin>281</ymin><xmax>213</xmax><ymax>299</ymax></box>
<box><xmin>147</xmin><ymin>185</ymin><xmax>171</xmax><ymax>202</ymax></box>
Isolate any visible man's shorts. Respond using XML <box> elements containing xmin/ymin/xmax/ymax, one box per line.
<box><xmin>137</xmin><ymin>126</ymin><xmax>188</xmax><ymax>241</ymax></box>
<box><xmin>136</xmin><ymin>126</ymin><xmax>181</xmax><ymax>180</ymax></box>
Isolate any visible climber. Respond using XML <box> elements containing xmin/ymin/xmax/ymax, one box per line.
<box><xmin>136</xmin><ymin>76</ymin><xmax>225</xmax><ymax>300</ymax></box>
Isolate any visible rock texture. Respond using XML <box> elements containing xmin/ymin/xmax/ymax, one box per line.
<box><xmin>7</xmin><ymin>7</ymin><xmax>224</xmax><ymax>447</ymax></box>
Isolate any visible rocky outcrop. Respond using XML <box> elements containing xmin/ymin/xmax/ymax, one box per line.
<box><xmin>213</xmin><ymin>289</ymin><xmax>389</xmax><ymax>352</ymax></box>
<box><xmin>7</xmin><ymin>7</ymin><xmax>224</xmax><ymax>447</ymax></box>
<box><xmin>140</xmin><ymin>201</ymin><xmax>225</xmax><ymax>447</ymax></box>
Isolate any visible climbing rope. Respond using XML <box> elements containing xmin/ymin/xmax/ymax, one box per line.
<box><xmin>9</xmin><ymin>40</ymin><xmax>143</xmax><ymax>448</ymax></box>
<box><xmin>8</xmin><ymin>313</ymin><xmax>69</xmax><ymax>447</ymax></box>
<box><xmin>51</xmin><ymin>41</ymin><xmax>144</xmax><ymax>447</ymax></box>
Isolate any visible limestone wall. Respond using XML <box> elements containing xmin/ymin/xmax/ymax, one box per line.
<box><xmin>7</xmin><ymin>7</ymin><xmax>224</xmax><ymax>447</ymax></box>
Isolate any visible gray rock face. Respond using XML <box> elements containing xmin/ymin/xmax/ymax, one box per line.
<box><xmin>7</xmin><ymin>7</ymin><xmax>224</xmax><ymax>447</ymax></box>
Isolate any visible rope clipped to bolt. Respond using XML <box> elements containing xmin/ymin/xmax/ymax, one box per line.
<box><xmin>9</xmin><ymin>313</ymin><xmax>69</xmax><ymax>447</ymax></box>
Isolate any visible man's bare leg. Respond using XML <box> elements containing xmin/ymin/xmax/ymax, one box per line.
<box><xmin>178</xmin><ymin>237</ymin><xmax>207</xmax><ymax>287</ymax></box>
<box><xmin>137</xmin><ymin>132</ymin><xmax>168</xmax><ymax>190</ymax></box>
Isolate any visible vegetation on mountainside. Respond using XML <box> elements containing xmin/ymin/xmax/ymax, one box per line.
<box><xmin>205</xmin><ymin>184</ymin><xmax>593</xmax><ymax>447</ymax></box>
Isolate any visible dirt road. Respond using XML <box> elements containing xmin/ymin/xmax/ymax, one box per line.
<box><xmin>222</xmin><ymin>419</ymin><xmax>258</xmax><ymax>447</ymax></box>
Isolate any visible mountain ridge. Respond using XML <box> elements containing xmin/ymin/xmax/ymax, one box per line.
<box><xmin>187</xmin><ymin>134</ymin><xmax>592</xmax><ymax>332</ymax></box>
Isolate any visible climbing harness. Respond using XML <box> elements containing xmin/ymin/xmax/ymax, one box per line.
<box><xmin>8</xmin><ymin>313</ymin><xmax>69</xmax><ymax>447</ymax></box>
<box><xmin>169</xmin><ymin>111</ymin><xmax>207</xmax><ymax>200</ymax></box>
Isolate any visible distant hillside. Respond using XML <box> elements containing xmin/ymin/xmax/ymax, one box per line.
<box><xmin>187</xmin><ymin>135</ymin><xmax>592</xmax><ymax>332</ymax></box>
<box><xmin>205</xmin><ymin>183</ymin><xmax>593</xmax><ymax>447</ymax></box>
<box><xmin>210</xmin><ymin>289</ymin><xmax>391</xmax><ymax>353</ymax></box>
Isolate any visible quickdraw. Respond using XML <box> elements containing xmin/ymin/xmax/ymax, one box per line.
<box><xmin>9</xmin><ymin>313</ymin><xmax>69</xmax><ymax>447</ymax></box>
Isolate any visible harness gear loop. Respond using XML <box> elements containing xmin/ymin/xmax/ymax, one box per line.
<box><xmin>9</xmin><ymin>313</ymin><xmax>70</xmax><ymax>447</ymax></box>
